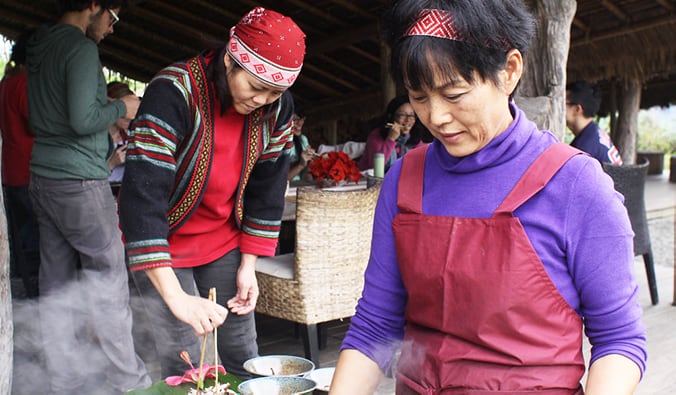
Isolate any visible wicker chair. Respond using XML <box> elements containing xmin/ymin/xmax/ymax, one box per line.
<box><xmin>602</xmin><ymin>159</ymin><xmax>659</xmax><ymax>305</ymax></box>
<box><xmin>255</xmin><ymin>184</ymin><xmax>380</xmax><ymax>366</ymax></box>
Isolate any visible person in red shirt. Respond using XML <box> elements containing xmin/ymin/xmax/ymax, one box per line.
<box><xmin>1</xmin><ymin>31</ymin><xmax>40</xmax><ymax>298</ymax></box>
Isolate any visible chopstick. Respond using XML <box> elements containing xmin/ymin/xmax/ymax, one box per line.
<box><xmin>211</xmin><ymin>288</ymin><xmax>219</xmax><ymax>393</ymax></box>
<box><xmin>197</xmin><ymin>287</ymin><xmax>217</xmax><ymax>391</ymax></box>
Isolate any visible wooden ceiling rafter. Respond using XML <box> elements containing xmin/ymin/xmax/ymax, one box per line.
<box><xmin>655</xmin><ymin>0</ymin><xmax>676</xmax><ymax>11</ymax></box>
<box><xmin>1</xmin><ymin>0</ymin><xmax>675</xmax><ymax>111</ymax></box>
<box><xmin>571</xmin><ymin>14</ymin><xmax>676</xmax><ymax>46</ymax></box>
<box><xmin>600</xmin><ymin>0</ymin><xmax>630</xmax><ymax>20</ymax></box>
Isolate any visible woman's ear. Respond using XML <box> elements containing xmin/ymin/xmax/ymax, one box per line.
<box><xmin>223</xmin><ymin>52</ymin><xmax>233</xmax><ymax>69</ymax></box>
<box><xmin>502</xmin><ymin>49</ymin><xmax>523</xmax><ymax>96</ymax></box>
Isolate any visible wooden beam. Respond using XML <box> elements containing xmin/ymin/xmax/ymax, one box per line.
<box><xmin>326</xmin><ymin>0</ymin><xmax>376</xmax><ymax>19</ymax></box>
<box><xmin>307</xmin><ymin>23</ymin><xmax>379</xmax><ymax>56</ymax></box>
<box><xmin>656</xmin><ymin>0</ymin><xmax>676</xmax><ymax>12</ymax></box>
<box><xmin>571</xmin><ymin>15</ymin><xmax>676</xmax><ymax>47</ymax></box>
<box><xmin>285</xmin><ymin>0</ymin><xmax>348</xmax><ymax>27</ymax></box>
<box><xmin>297</xmin><ymin>74</ymin><xmax>345</xmax><ymax>97</ymax></box>
<box><xmin>346</xmin><ymin>45</ymin><xmax>380</xmax><ymax>64</ymax></box>
<box><xmin>572</xmin><ymin>17</ymin><xmax>589</xmax><ymax>32</ymax></box>
<box><xmin>316</xmin><ymin>55</ymin><xmax>378</xmax><ymax>85</ymax></box>
<box><xmin>600</xmin><ymin>0</ymin><xmax>628</xmax><ymax>21</ymax></box>
<box><xmin>302</xmin><ymin>63</ymin><xmax>360</xmax><ymax>91</ymax></box>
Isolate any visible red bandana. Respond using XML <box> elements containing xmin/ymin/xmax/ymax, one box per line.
<box><xmin>227</xmin><ymin>7</ymin><xmax>306</xmax><ymax>88</ymax></box>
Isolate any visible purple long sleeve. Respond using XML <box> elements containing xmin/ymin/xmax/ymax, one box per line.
<box><xmin>342</xmin><ymin>105</ymin><xmax>647</xmax><ymax>376</ymax></box>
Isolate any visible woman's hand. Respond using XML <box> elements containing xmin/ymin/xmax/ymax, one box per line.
<box><xmin>299</xmin><ymin>146</ymin><xmax>318</xmax><ymax>167</ymax></box>
<box><xmin>108</xmin><ymin>143</ymin><xmax>127</xmax><ymax>170</ymax></box>
<box><xmin>387</xmin><ymin>122</ymin><xmax>411</xmax><ymax>141</ymax></box>
<box><xmin>227</xmin><ymin>253</ymin><xmax>259</xmax><ymax>315</ymax></box>
<box><xmin>165</xmin><ymin>292</ymin><xmax>229</xmax><ymax>337</ymax></box>
<box><xmin>146</xmin><ymin>267</ymin><xmax>229</xmax><ymax>337</ymax></box>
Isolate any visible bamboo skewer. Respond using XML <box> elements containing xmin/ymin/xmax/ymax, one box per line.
<box><xmin>211</xmin><ymin>288</ymin><xmax>219</xmax><ymax>393</ymax></box>
<box><xmin>197</xmin><ymin>287</ymin><xmax>217</xmax><ymax>393</ymax></box>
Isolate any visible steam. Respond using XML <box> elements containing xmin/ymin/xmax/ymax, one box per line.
<box><xmin>11</xmin><ymin>275</ymin><xmax>162</xmax><ymax>394</ymax></box>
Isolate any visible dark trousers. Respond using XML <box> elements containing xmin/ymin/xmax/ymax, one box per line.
<box><xmin>29</xmin><ymin>174</ymin><xmax>151</xmax><ymax>393</ymax></box>
<box><xmin>3</xmin><ymin>184</ymin><xmax>40</xmax><ymax>297</ymax></box>
<box><xmin>130</xmin><ymin>248</ymin><xmax>259</xmax><ymax>379</ymax></box>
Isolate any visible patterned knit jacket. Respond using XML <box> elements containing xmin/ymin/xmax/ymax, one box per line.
<box><xmin>119</xmin><ymin>52</ymin><xmax>293</xmax><ymax>272</ymax></box>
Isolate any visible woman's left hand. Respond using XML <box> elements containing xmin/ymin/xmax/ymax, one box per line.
<box><xmin>227</xmin><ymin>253</ymin><xmax>259</xmax><ymax>315</ymax></box>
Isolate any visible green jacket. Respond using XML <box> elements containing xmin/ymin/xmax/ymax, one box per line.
<box><xmin>26</xmin><ymin>24</ymin><xmax>126</xmax><ymax>180</ymax></box>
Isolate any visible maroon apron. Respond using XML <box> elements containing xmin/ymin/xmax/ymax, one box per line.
<box><xmin>392</xmin><ymin>143</ymin><xmax>585</xmax><ymax>394</ymax></box>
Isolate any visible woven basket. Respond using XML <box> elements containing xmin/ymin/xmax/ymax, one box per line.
<box><xmin>256</xmin><ymin>184</ymin><xmax>380</xmax><ymax>325</ymax></box>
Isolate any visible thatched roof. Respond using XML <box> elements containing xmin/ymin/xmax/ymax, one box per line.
<box><xmin>1</xmin><ymin>0</ymin><xmax>675</xmax><ymax>117</ymax></box>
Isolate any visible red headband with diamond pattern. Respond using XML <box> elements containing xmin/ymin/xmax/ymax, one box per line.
<box><xmin>404</xmin><ymin>9</ymin><xmax>463</xmax><ymax>42</ymax></box>
<box><xmin>227</xmin><ymin>7</ymin><xmax>306</xmax><ymax>88</ymax></box>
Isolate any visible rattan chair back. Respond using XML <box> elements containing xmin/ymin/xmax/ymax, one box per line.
<box><xmin>256</xmin><ymin>184</ymin><xmax>380</xmax><ymax>324</ymax></box>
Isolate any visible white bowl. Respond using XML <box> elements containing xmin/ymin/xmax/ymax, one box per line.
<box><xmin>243</xmin><ymin>355</ymin><xmax>315</xmax><ymax>377</ymax></box>
<box><xmin>238</xmin><ymin>376</ymin><xmax>316</xmax><ymax>395</ymax></box>
<box><xmin>304</xmin><ymin>367</ymin><xmax>335</xmax><ymax>393</ymax></box>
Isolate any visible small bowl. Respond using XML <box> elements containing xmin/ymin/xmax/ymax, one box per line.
<box><xmin>304</xmin><ymin>367</ymin><xmax>335</xmax><ymax>394</ymax></box>
<box><xmin>238</xmin><ymin>376</ymin><xmax>316</xmax><ymax>395</ymax></box>
<box><xmin>243</xmin><ymin>355</ymin><xmax>315</xmax><ymax>377</ymax></box>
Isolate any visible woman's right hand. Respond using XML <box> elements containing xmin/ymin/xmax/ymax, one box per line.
<box><xmin>165</xmin><ymin>292</ymin><xmax>229</xmax><ymax>337</ymax></box>
<box><xmin>145</xmin><ymin>267</ymin><xmax>229</xmax><ymax>337</ymax></box>
<box><xmin>387</xmin><ymin>122</ymin><xmax>410</xmax><ymax>141</ymax></box>
<box><xmin>299</xmin><ymin>146</ymin><xmax>317</xmax><ymax>166</ymax></box>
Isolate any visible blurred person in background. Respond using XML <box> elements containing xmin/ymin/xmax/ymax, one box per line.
<box><xmin>565</xmin><ymin>80</ymin><xmax>623</xmax><ymax>165</ymax></box>
<box><xmin>287</xmin><ymin>100</ymin><xmax>317</xmax><ymax>182</ymax></box>
<box><xmin>358</xmin><ymin>95</ymin><xmax>425</xmax><ymax>173</ymax></box>
<box><xmin>1</xmin><ymin>30</ymin><xmax>40</xmax><ymax>298</ymax></box>
<box><xmin>106</xmin><ymin>80</ymin><xmax>136</xmax><ymax>185</ymax></box>
<box><xmin>25</xmin><ymin>1</ymin><xmax>150</xmax><ymax>393</ymax></box>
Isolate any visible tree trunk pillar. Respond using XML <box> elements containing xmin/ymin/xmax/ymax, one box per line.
<box><xmin>0</xmin><ymin>143</ymin><xmax>13</xmax><ymax>393</ymax></box>
<box><xmin>616</xmin><ymin>79</ymin><xmax>642</xmax><ymax>164</ymax></box>
<box><xmin>516</xmin><ymin>0</ymin><xmax>576</xmax><ymax>139</ymax></box>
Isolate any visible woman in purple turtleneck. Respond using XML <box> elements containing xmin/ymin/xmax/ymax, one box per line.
<box><xmin>330</xmin><ymin>1</ymin><xmax>646</xmax><ymax>394</ymax></box>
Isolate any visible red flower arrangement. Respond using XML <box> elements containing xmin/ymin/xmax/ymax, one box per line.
<box><xmin>308</xmin><ymin>151</ymin><xmax>363</xmax><ymax>187</ymax></box>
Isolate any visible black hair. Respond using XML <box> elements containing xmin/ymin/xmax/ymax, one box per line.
<box><xmin>378</xmin><ymin>94</ymin><xmax>413</xmax><ymax>140</ymax></box>
<box><xmin>56</xmin><ymin>0</ymin><xmax>127</xmax><ymax>14</ymax></box>
<box><xmin>566</xmin><ymin>80</ymin><xmax>601</xmax><ymax>118</ymax></box>
<box><xmin>10</xmin><ymin>30</ymin><xmax>33</xmax><ymax>65</ymax></box>
<box><xmin>293</xmin><ymin>100</ymin><xmax>306</xmax><ymax>119</ymax></box>
<box><xmin>206</xmin><ymin>47</ymin><xmax>280</xmax><ymax>123</ymax></box>
<box><xmin>383</xmin><ymin>0</ymin><xmax>535</xmax><ymax>93</ymax></box>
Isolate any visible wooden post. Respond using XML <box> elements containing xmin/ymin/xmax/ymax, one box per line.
<box><xmin>615</xmin><ymin>79</ymin><xmax>642</xmax><ymax>165</ymax></box>
<box><xmin>0</xmin><ymin>141</ymin><xmax>12</xmax><ymax>393</ymax></box>
<box><xmin>516</xmin><ymin>0</ymin><xmax>576</xmax><ymax>139</ymax></box>
<box><xmin>380</xmin><ymin>39</ymin><xmax>396</xmax><ymax>109</ymax></box>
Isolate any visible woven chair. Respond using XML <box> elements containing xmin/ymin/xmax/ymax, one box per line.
<box><xmin>255</xmin><ymin>184</ymin><xmax>380</xmax><ymax>366</ymax></box>
<box><xmin>602</xmin><ymin>159</ymin><xmax>659</xmax><ymax>305</ymax></box>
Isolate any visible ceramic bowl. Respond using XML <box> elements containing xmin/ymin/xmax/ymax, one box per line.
<box><xmin>243</xmin><ymin>355</ymin><xmax>315</xmax><ymax>377</ymax></box>
<box><xmin>237</xmin><ymin>376</ymin><xmax>316</xmax><ymax>395</ymax></box>
<box><xmin>304</xmin><ymin>367</ymin><xmax>335</xmax><ymax>394</ymax></box>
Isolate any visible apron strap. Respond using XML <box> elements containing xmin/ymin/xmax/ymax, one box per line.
<box><xmin>397</xmin><ymin>144</ymin><xmax>429</xmax><ymax>214</ymax></box>
<box><xmin>494</xmin><ymin>143</ymin><xmax>583</xmax><ymax>217</ymax></box>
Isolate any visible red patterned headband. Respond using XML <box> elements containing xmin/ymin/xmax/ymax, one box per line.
<box><xmin>404</xmin><ymin>9</ymin><xmax>463</xmax><ymax>42</ymax></box>
<box><xmin>404</xmin><ymin>8</ymin><xmax>509</xmax><ymax>50</ymax></box>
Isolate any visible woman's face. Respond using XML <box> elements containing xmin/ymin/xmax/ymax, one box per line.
<box><xmin>224</xmin><ymin>54</ymin><xmax>287</xmax><ymax>115</ymax></box>
<box><xmin>393</xmin><ymin>103</ymin><xmax>416</xmax><ymax>133</ymax></box>
<box><xmin>406</xmin><ymin>50</ymin><xmax>522</xmax><ymax>157</ymax></box>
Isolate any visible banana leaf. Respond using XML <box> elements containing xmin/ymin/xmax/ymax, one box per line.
<box><xmin>126</xmin><ymin>374</ymin><xmax>243</xmax><ymax>395</ymax></box>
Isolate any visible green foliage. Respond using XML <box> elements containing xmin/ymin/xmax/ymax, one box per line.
<box><xmin>636</xmin><ymin>111</ymin><xmax>675</xmax><ymax>154</ymax></box>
